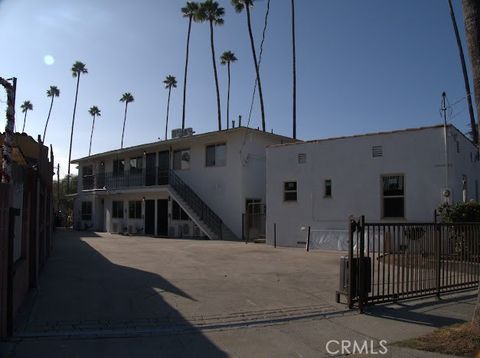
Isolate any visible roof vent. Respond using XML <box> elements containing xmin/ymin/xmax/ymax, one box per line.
<box><xmin>298</xmin><ymin>153</ymin><xmax>307</xmax><ymax>164</ymax></box>
<box><xmin>372</xmin><ymin>146</ymin><xmax>383</xmax><ymax>158</ymax></box>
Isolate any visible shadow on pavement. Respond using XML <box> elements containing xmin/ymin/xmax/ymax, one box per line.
<box><xmin>364</xmin><ymin>292</ymin><xmax>476</xmax><ymax>328</ymax></box>
<box><xmin>10</xmin><ymin>229</ymin><xmax>227</xmax><ymax>357</ymax></box>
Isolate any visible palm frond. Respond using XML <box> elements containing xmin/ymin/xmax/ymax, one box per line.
<box><xmin>88</xmin><ymin>106</ymin><xmax>101</xmax><ymax>117</ymax></box>
<box><xmin>20</xmin><ymin>100</ymin><xmax>33</xmax><ymax>112</ymax></box>
<box><xmin>120</xmin><ymin>92</ymin><xmax>134</xmax><ymax>103</ymax></box>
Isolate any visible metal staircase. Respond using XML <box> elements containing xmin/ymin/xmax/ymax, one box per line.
<box><xmin>168</xmin><ymin>170</ymin><xmax>238</xmax><ymax>241</ymax></box>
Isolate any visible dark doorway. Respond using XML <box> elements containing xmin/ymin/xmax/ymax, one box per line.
<box><xmin>157</xmin><ymin>199</ymin><xmax>169</xmax><ymax>236</ymax></box>
<box><xmin>144</xmin><ymin>200</ymin><xmax>155</xmax><ymax>235</ymax></box>
<box><xmin>158</xmin><ymin>151</ymin><xmax>170</xmax><ymax>185</ymax></box>
<box><xmin>145</xmin><ymin>153</ymin><xmax>156</xmax><ymax>186</ymax></box>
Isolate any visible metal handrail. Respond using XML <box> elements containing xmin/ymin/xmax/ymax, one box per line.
<box><xmin>168</xmin><ymin>170</ymin><xmax>223</xmax><ymax>238</ymax></box>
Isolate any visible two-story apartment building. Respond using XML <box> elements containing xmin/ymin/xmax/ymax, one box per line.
<box><xmin>72</xmin><ymin>127</ymin><xmax>294</xmax><ymax>240</ymax></box>
<box><xmin>266</xmin><ymin>124</ymin><xmax>480</xmax><ymax>250</ymax></box>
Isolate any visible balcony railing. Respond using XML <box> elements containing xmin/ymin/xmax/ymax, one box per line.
<box><xmin>82</xmin><ymin>169</ymin><xmax>169</xmax><ymax>191</ymax></box>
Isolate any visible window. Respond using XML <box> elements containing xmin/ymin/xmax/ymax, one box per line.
<box><xmin>82</xmin><ymin>165</ymin><xmax>94</xmax><ymax>190</ymax></box>
<box><xmin>284</xmin><ymin>181</ymin><xmax>297</xmax><ymax>202</ymax></box>
<box><xmin>81</xmin><ymin>201</ymin><xmax>92</xmax><ymax>221</ymax></box>
<box><xmin>298</xmin><ymin>153</ymin><xmax>306</xmax><ymax>164</ymax></box>
<box><xmin>129</xmin><ymin>201</ymin><xmax>142</xmax><ymax>219</ymax></box>
<box><xmin>324</xmin><ymin>179</ymin><xmax>332</xmax><ymax>197</ymax></box>
<box><xmin>112</xmin><ymin>201</ymin><xmax>124</xmax><ymax>219</ymax></box>
<box><xmin>206</xmin><ymin>143</ymin><xmax>226</xmax><ymax>167</ymax></box>
<box><xmin>113</xmin><ymin>159</ymin><xmax>125</xmax><ymax>176</ymax></box>
<box><xmin>129</xmin><ymin>157</ymin><xmax>143</xmax><ymax>174</ymax></box>
<box><xmin>172</xmin><ymin>200</ymin><xmax>189</xmax><ymax>220</ymax></box>
<box><xmin>382</xmin><ymin>175</ymin><xmax>404</xmax><ymax>218</ymax></box>
<box><xmin>173</xmin><ymin>149</ymin><xmax>191</xmax><ymax>170</ymax></box>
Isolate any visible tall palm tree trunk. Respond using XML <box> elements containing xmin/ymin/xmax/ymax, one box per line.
<box><xmin>43</xmin><ymin>96</ymin><xmax>54</xmax><ymax>142</ymax></box>
<box><xmin>246</xmin><ymin>3</ymin><xmax>266</xmax><ymax>132</ymax></box>
<box><xmin>448</xmin><ymin>0</ymin><xmax>477</xmax><ymax>143</ymax></box>
<box><xmin>21</xmin><ymin>111</ymin><xmax>27</xmax><ymax>133</ymax></box>
<box><xmin>226</xmin><ymin>62</ymin><xmax>231</xmax><ymax>129</ymax></box>
<box><xmin>209</xmin><ymin>20</ymin><xmax>222</xmax><ymax>131</ymax></box>
<box><xmin>182</xmin><ymin>16</ymin><xmax>193</xmax><ymax>132</ymax></box>
<box><xmin>165</xmin><ymin>88</ymin><xmax>172</xmax><ymax>141</ymax></box>
<box><xmin>67</xmin><ymin>75</ymin><xmax>81</xmax><ymax>193</ymax></box>
<box><xmin>88</xmin><ymin>114</ymin><xmax>96</xmax><ymax>156</ymax></box>
<box><xmin>462</xmin><ymin>0</ymin><xmax>480</xmax><ymax>145</ymax></box>
<box><xmin>121</xmin><ymin>103</ymin><xmax>129</xmax><ymax>149</ymax></box>
<box><xmin>291</xmin><ymin>0</ymin><xmax>297</xmax><ymax>139</ymax></box>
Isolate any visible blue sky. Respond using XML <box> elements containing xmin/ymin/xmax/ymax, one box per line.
<box><xmin>0</xmin><ymin>0</ymin><xmax>475</xmax><ymax>176</ymax></box>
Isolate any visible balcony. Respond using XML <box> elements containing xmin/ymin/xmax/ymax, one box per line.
<box><xmin>81</xmin><ymin>168</ymin><xmax>169</xmax><ymax>191</ymax></box>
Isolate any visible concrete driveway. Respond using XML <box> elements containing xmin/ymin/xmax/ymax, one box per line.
<box><xmin>4</xmin><ymin>230</ymin><xmax>476</xmax><ymax>357</ymax></box>
<box><xmin>21</xmin><ymin>230</ymin><xmax>344</xmax><ymax>334</ymax></box>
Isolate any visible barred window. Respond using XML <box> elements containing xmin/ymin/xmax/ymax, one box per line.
<box><xmin>128</xmin><ymin>201</ymin><xmax>142</xmax><ymax>219</ymax></box>
<box><xmin>284</xmin><ymin>181</ymin><xmax>297</xmax><ymax>202</ymax></box>
<box><xmin>382</xmin><ymin>175</ymin><xmax>404</xmax><ymax>218</ymax></box>
<box><xmin>112</xmin><ymin>201</ymin><xmax>124</xmax><ymax>219</ymax></box>
<box><xmin>81</xmin><ymin>201</ymin><xmax>92</xmax><ymax>221</ymax></box>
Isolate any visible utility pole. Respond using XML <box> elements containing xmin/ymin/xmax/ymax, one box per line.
<box><xmin>447</xmin><ymin>0</ymin><xmax>478</xmax><ymax>144</ymax></box>
<box><xmin>0</xmin><ymin>77</ymin><xmax>17</xmax><ymax>184</ymax></box>
<box><xmin>441</xmin><ymin>92</ymin><xmax>449</xmax><ymax>194</ymax></box>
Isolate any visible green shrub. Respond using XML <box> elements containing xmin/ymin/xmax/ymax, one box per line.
<box><xmin>437</xmin><ymin>201</ymin><xmax>480</xmax><ymax>223</ymax></box>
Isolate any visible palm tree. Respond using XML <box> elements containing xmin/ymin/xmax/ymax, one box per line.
<box><xmin>181</xmin><ymin>1</ymin><xmax>199</xmax><ymax>133</ymax></box>
<box><xmin>220</xmin><ymin>51</ymin><xmax>238</xmax><ymax>129</ymax></box>
<box><xmin>462</xmin><ymin>0</ymin><xmax>480</xmax><ymax>145</ymax></box>
<box><xmin>67</xmin><ymin>61</ymin><xmax>88</xmax><ymax>193</ymax></box>
<box><xmin>448</xmin><ymin>0</ymin><xmax>477</xmax><ymax>143</ymax></box>
<box><xmin>163</xmin><ymin>75</ymin><xmax>177</xmax><ymax>141</ymax></box>
<box><xmin>231</xmin><ymin>0</ymin><xmax>266</xmax><ymax>132</ymax></box>
<box><xmin>120</xmin><ymin>92</ymin><xmax>134</xmax><ymax>149</ymax></box>
<box><xmin>291</xmin><ymin>0</ymin><xmax>297</xmax><ymax>139</ymax></box>
<box><xmin>20</xmin><ymin>100</ymin><xmax>33</xmax><ymax>133</ymax></box>
<box><xmin>43</xmin><ymin>86</ymin><xmax>60</xmax><ymax>142</ymax></box>
<box><xmin>88</xmin><ymin>106</ymin><xmax>101</xmax><ymax>156</ymax></box>
<box><xmin>196</xmin><ymin>0</ymin><xmax>224</xmax><ymax>131</ymax></box>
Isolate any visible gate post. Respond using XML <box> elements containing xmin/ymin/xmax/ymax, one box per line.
<box><xmin>358</xmin><ymin>215</ymin><xmax>366</xmax><ymax>313</ymax></box>
<box><xmin>348</xmin><ymin>218</ymin><xmax>356</xmax><ymax>309</ymax></box>
<box><xmin>435</xmin><ymin>223</ymin><xmax>442</xmax><ymax>298</ymax></box>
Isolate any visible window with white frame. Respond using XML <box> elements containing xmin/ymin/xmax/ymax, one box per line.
<box><xmin>112</xmin><ymin>201</ymin><xmax>124</xmax><ymax>219</ymax></box>
<box><xmin>129</xmin><ymin>157</ymin><xmax>143</xmax><ymax>174</ymax></box>
<box><xmin>82</xmin><ymin>165</ymin><xmax>94</xmax><ymax>189</ymax></box>
<box><xmin>206</xmin><ymin>143</ymin><xmax>226</xmax><ymax>167</ymax></box>
<box><xmin>382</xmin><ymin>175</ymin><xmax>404</xmax><ymax>218</ymax></box>
<box><xmin>284</xmin><ymin>181</ymin><xmax>297</xmax><ymax>202</ymax></box>
<box><xmin>173</xmin><ymin>149</ymin><xmax>191</xmax><ymax>170</ymax></box>
<box><xmin>81</xmin><ymin>201</ymin><xmax>92</xmax><ymax>221</ymax></box>
<box><xmin>128</xmin><ymin>201</ymin><xmax>142</xmax><ymax>219</ymax></box>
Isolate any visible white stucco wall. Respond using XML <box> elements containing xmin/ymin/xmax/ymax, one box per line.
<box><xmin>266</xmin><ymin>125</ymin><xmax>480</xmax><ymax>250</ymax></box>
<box><xmin>73</xmin><ymin>128</ymin><xmax>293</xmax><ymax>238</ymax></box>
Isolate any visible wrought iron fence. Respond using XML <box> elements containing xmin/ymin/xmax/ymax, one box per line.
<box><xmin>343</xmin><ymin>217</ymin><xmax>480</xmax><ymax>311</ymax></box>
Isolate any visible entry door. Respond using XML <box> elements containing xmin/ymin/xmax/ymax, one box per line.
<box><xmin>145</xmin><ymin>200</ymin><xmax>155</xmax><ymax>235</ymax></box>
<box><xmin>145</xmin><ymin>153</ymin><xmax>156</xmax><ymax>186</ymax></box>
<box><xmin>158</xmin><ymin>151</ymin><xmax>170</xmax><ymax>185</ymax></box>
<box><xmin>157</xmin><ymin>199</ymin><xmax>169</xmax><ymax>236</ymax></box>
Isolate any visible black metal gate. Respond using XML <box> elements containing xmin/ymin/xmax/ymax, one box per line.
<box><xmin>344</xmin><ymin>217</ymin><xmax>480</xmax><ymax>311</ymax></box>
